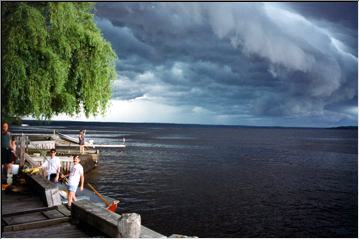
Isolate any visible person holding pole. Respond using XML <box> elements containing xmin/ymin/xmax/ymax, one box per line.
<box><xmin>66</xmin><ymin>155</ymin><xmax>84</xmax><ymax>208</ymax></box>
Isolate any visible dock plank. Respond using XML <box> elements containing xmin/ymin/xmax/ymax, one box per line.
<box><xmin>41</xmin><ymin>209</ymin><xmax>65</xmax><ymax>219</ymax></box>
<box><xmin>3</xmin><ymin>216</ymin><xmax>70</xmax><ymax>232</ymax></box>
<box><xmin>2</xmin><ymin>193</ymin><xmax>45</xmax><ymax>215</ymax></box>
<box><xmin>2</xmin><ymin>222</ymin><xmax>92</xmax><ymax>238</ymax></box>
<box><xmin>3</xmin><ymin>212</ymin><xmax>45</xmax><ymax>225</ymax></box>
<box><xmin>2</xmin><ymin>184</ymin><xmax>107</xmax><ymax>238</ymax></box>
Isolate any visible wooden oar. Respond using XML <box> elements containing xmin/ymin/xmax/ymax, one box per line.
<box><xmin>87</xmin><ymin>183</ymin><xmax>111</xmax><ymax>206</ymax></box>
<box><xmin>87</xmin><ymin>183</ymin><xmax>119</xmax><ymax>212</ymax></box>
<box><xmin>60</xmin><ymin>174</ymin><xmax>69</xmax><ymax>184</ymax></box>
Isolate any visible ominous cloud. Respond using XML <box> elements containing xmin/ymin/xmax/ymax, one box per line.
<box><xmin>93</xmin><ymin>2</ymin><xmax>357</xmax><ymax>127</ymax></box>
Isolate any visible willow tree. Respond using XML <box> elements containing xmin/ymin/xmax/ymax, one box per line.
<box><xmin>2</xmin><ymin>2</ymin><xmax>117</xmax><ymax>120</ymax></box>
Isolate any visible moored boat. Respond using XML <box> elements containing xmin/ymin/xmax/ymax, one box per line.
<box><xmin>56</xmin><ymin>131</ymin><xmax>126</xmax><ymax>148</ymax></box>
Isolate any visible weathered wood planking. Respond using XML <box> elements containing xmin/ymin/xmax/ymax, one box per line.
<box><xmin>2</xmin><ymin>189</ymin><xmax>104</xmax><ymax>237</ymax></box>
<box><xmin>3</xmin><ymin>216</ymin><xmax>70</xmax><ymax>232</ymax></box>
<box><xmin>2</xmin><ymin>194</ymin><xmax>45</xmax><ymax>215</ymax></box>
<box><xmin>2</xmin><ymin>222</ymin><xmax>92</xmax><ymax>238</ymax></box>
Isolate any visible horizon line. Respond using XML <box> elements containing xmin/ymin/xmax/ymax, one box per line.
<box><xmin>21</xmin><ymin>119</ymin><xmax>358</xmax><ymax>129</ymax></box>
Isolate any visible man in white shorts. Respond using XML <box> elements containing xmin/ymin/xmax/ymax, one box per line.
<box><xmin>67</xmin><ymin>155</ymin><xmax>84</xmax><ymax>208</ymax></box>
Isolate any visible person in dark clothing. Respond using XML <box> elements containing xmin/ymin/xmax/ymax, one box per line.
<box><xmin>2</xmin><ymin>122</ymin><xmax>12</xmax><ymax>176</ymax></box>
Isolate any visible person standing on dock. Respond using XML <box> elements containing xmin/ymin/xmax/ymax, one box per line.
<box><xmin>10</xmin><ymin>136</ymin><xmax>17</xmax><ymax>163</ymax></box>
<box><xmin>67</xmin><ymin>155</ymin><xmax>84</xmax><ymax>208</ymax></box>
<box><xmin>1</xmin><ymin>122</ymin><xmax>12</xmax><ymax>178</ymax></box>
<box><xmin>40</xmin><ymin>149</ymin><xmax>61</xmax><ymax>183</ymax></box>
<box><xmin>79</xmin><ymin>129</ymin><xmax>86</xmax><ymax>154</ymax></box>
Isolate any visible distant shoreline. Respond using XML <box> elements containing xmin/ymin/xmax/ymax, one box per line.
<box><xmin>15</xmin><ymin>119</ymin><xmax>358</xmax><ymax>130</ymax></box>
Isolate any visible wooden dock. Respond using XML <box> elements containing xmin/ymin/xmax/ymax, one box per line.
<box><xmin>1</xmin><ymin>173</ymin><xmax>167</xmax><ymax>238</ymax></box>
<box><xmin>1</xmin><ymin>184</ymin><xmax>106</xmax><ymax>237</ymax></box>
<box><xmin>2</xmin><ymin>131</ymin><xmax>191</xmax><ymax>238</ymax></box>
<box><xmin>11</xmin><ymin>131</ymin><xmax>127</xmax><ymax>174</ymax></box>
<box><xmin>1</xmin><ymin>136</ymin><xmax>163</xmax><ymax>238</ymax></box>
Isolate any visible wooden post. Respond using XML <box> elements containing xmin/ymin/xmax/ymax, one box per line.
<box><xmin>19</xmin><ymin>134</ymin><xmax>26</xmax><ymax>167</ymax></box>
<box><xmin>117</xmin><ymin>213</ymin><xmax>141</xmax><ymax>238</ymax></box>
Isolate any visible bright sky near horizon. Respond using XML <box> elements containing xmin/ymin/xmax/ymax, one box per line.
<box><xmin>50</xmin><ymin>2</ymin><xmax>358</xmax><ymax>127</ymax></box>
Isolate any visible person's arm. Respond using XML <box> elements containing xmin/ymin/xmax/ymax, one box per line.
<box><xmin>40</xmin><ymin>161</ymin><xmax>47</xmax><ymax>169</ymax></box>
<box><xmin>80</xmin><ymin>174</ymin><xmax>84</xmax><ymax>191</ymax></box>
<box><xmin>55</xmin><ymin>164</ymin><xmax>60</xmax><ymax>182</ymax></box>
<box><xmin>8</xmin><ymin>132</ymin><xmax>11</xmax><ymax>148</ymax></box>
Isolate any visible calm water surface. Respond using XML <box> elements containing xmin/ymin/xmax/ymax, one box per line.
<box><xmin>13</xmin><ymin>122</ymin><xmax>358</xmax><ymax>237</ymax></box>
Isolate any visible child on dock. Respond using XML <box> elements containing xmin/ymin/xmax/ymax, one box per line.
<box><xmin>66</xmin><ymin>155</ymin><xmax>84</xmax><ymax>208</ymax></box>
<box><xmin>79</xmin><ymin>129</ymin><xmax>86</xmax><ymax>154</ymax></box>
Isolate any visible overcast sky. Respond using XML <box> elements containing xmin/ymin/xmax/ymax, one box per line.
<box><xmin>55</xmin><ymin>2</ymin><xmax>358</xmax><ymax>127</ymax></box>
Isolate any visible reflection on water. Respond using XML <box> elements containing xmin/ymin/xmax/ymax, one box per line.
<box><xmin>13</xmin><ymin>123</ymin><xmax>357</xmax><ymax>237</ymax></box>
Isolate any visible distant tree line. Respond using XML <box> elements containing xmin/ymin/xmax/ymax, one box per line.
<box><xmin>2</xmin><ymin>2</ymin><xmax>117</xmax><ymax>121</ymax></box>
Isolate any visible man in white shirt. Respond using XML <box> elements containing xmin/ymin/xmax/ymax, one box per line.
<box><xmin>67</xmin><ymin>155</ymin><xmax>84</xmax><ymax>208</ymax></box>
<box><xmin>40</xmin><ymin>148</ymin><xmax>61</xmax><ymax>182</ymax></box>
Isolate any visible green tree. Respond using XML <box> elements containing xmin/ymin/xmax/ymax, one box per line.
<box><xmin>2</xmin><ymin>2</ymin><xmax>117</xmax><ymax>120</ymax></box>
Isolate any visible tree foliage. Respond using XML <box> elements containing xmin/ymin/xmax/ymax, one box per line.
<box><xmin>2</xmin><ymin>2</ymin><xmax>117</xmax><ymax>119</ymax></box>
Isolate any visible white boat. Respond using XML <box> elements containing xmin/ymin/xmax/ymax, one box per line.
<box><xmin>56</xmin><ymin>131</ymin><xmax>126</xmax><ymax>148</ymax></box>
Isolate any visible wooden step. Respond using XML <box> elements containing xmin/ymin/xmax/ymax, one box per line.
<box><xmin>2</xmin><ymin>205</ymin><xmax>70</xmax><ymax>232</ymax></box>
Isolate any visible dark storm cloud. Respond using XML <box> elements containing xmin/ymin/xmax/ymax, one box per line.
<box><xmin>95</xmin><ymin>2</ymin><xmax>357</xmax><ymax>126</ymax></box>
<box><xmin>282</xmin><ymin>2</ymin><xmax>358</xmax><ymax>55</ymax></box>
<box><xmin>286</xmin><ymin>2</ymin><xmax>357</xmax><ymax>30</ymax></box>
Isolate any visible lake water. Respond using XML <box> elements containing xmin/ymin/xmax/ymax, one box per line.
<box><xmin>13</xmin><ymin>122</ymin><xmax>358</xmax><ymax>237</ymax></box>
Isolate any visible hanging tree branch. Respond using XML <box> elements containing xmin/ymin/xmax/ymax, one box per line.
<box><xmin>2</xmin><ymin>2</ymin><xmax>117</xmax><ymax>120</ymax></box>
